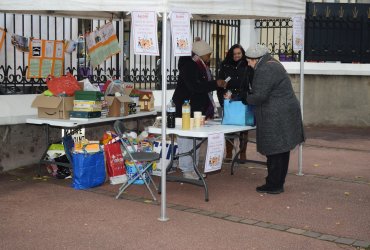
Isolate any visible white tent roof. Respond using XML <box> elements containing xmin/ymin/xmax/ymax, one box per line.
<box><xmin>0</xmin><ymin>0</ymin><xmax>305</xmax><ymax>19</ymax></box>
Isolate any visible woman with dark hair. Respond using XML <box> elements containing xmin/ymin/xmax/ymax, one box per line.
<box><xmin>217</xmin><ymin>44</ymin><xmax>254</xmax><ymax>162</ymax></box>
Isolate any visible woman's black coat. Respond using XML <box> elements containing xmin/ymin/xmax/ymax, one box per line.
<box><xmin>217</xmin><ymin>59</ymin><xmax>254</xmax><ymax>107</ymax></box>
<box><xmin>172</xmin><ymin>56</ymin><xmax>218</xmax><ymax>118</ymax></box>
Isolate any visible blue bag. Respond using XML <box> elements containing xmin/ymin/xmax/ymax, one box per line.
<box><xmin>72</xmin><ymin>151</ymin><xmax>106</xmax><ymax>190</ymax></box>
<box><xmin>222</xmin><ymin>99</ymin><xmax>255</xmax><ymax>126</ymax></box>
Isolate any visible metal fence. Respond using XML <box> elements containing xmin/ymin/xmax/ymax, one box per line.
<box><xmin>255</xmin><ymin>19</ymin><xmax>300</xmax><ymax>62</ymax></box>
<box><xmin>0</xmin><ymin>12</ymin><xmax>240</xmax><ymax>95</ymax></box>
<box><xmin>305</xmin><ymin>2</ymin><xmax>370</xmax><ymax>63</ymax></box>
<box><xmin>255</xmin><ymin>3</ymin><xmax>370</xmax><ymax>63</ymax></box>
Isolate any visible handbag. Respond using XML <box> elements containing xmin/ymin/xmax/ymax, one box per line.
<box><xmin>221</xmin><ymin>68</ymin><xmax>255</xmax><ymax>126</ymax></box>
<box><xmin>222</xmin><ymin>99</ymin><xmax>255</xmax><ymax>126</ymax></box>
<box><xmin>104</xmin><ymin>142</ymin><xmax>127</xmax><ymax>185</ymax></box>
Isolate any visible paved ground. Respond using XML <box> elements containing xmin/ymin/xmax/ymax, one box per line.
<box><xmin>1</xmin><ymin>126</ymin><xmax>369</xmax><ymax>250</ymax></box>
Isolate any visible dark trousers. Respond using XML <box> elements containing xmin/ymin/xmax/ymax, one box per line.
<box><xmin>265</xmin><ymin>151</ymin><xmax>290</xmax><ymax>188</ymax></box>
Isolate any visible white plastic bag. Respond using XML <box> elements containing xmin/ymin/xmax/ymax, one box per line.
<box><xmin>82</xmin><ymin>78</ymin><xmax>100</xmax><ymax>91</ymax></box>
<box><xmin>105</xmin><ymin>79</ymin><xmax>125</xmax><ymax>96</ymax></box>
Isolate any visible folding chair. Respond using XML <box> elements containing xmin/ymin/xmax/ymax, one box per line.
<box><xmin>113</xmin><ymin>120</ymin><xmax>159</xmax><ymax>201</ymax></box>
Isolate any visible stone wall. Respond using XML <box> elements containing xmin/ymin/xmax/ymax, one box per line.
<box><xmin>290</xmin><ymin>75</ymin><xmax>370</xmax><ymax>127</ymax></box>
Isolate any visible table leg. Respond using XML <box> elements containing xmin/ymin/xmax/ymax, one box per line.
<box><xmin>37</xmin><ymin>124</ymin><xmax>50</xmax><ymax>176</ymax></box>
<box><xmin>158</xmin><ymin>134</ymin><xmax>175</xmax><ymax>194</ymax></box>
<box><xmin>192</xmin><ymin>138</ymin><xmax>209</xmax><ymax>202</ymax></box>
<box><xmin>162</xmin><ymin>137</ymin><xmax>209</xmax><ymax>201</ymax></box>
<box><xmin>230</xmin><ymin>135</ymin><xmax>266</xmax><ymax>175</ymax></box>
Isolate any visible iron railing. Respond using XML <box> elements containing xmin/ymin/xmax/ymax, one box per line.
<box><xmin>255</xmin><ymin>3</ymin><xmax>370</xmax><ymax>63</ymax></box>
<box><xmin>0</xmin><ymin>13</ymin><xmax>240</xmax><ymax>95</ymax></box>
<box><xmin>255</xmin><ymin>19</ymin><xmax>300</xmax><ymax>62</ymax></box>
<box><xmin>305</xmin><ymin>2</ymin><xmax>370</xmax><ymax>63</ymax></box>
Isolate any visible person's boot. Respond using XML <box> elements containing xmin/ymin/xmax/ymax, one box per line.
<box><xmin>225</xmin><ymin>141</ymin><xmax>233</xmax><ymax>162</ymax></box>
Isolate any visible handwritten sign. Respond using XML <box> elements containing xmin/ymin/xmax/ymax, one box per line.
<box><xmin>292</xmin><ymin>16</ymin><xmax>305</xmax><ymax>52</ymax></box>
<box><xmin>204</xmin><ymin>132</ymin><xmax>225</xmax><ymax>173</ymax></box>
<box><xmin>170</xmin><ymin>12</ymin><xmax>191</xmax><ymax>56</ymax></box>
<box><xmin>131</xmin><ymin>11</ymin><xmax>159</xmax><ymax>56</ymax></box>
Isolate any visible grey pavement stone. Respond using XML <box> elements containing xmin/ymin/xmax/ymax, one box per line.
<box><xmin>255</xmin><ymin>222</ymin><xmax>272</xmax><ymax>228</ymax></box>
<box><xmin>318</xmin><ymin>234</ymin><xmax>338</xmax><ymax>242</ymax></box>
<box><xmin>302</xmin><ymin>231</ymin><xmax>322</xmax><ymax>238</ymax></box>
<box><xmin>171</xmin><ymin>205</ymin><xmax>190</xmax><ymax>211</ymax></box>
<box><xmin>286</xmin><ymin>228</ymin><xmax>306</xmax><ymax>235</ymax></box>
<box><xmin>334</xmin><ymin>237</ymin><xmax>356</xmax><ymax>245</ymax></box>
<box><xmin>353</xmin><ymin>240</ymin><xmax>370</xmax><ymax>248</ymax></box>
<box><xmin>183</xmin><ymin>208</ymin><xmax>201</xmax><ymax>213</ymax></box>
<box><xmin>328</xmin><ymin>176</ymin><xmax>341</xmax><ymax>181</ymax></box>
<box><xmin>195</xmin><ymin>210</ymin><xmax>214</xmax><ymax>216</ymax></box>
<box><xmin>269</xmin><ymin>224</ymin><xmax>290</xmax><ymax>231</ymax></box>
<box><xmin>166</xmin><ymin>203</ymin><xmax>177</xmax><ymax>208</ymax></box>
<box><xmin>224</xmin><ymin>216</ymin><xmax>243</xmax><ymax>222</ymax></box>
<box><xmin>240</xmin><ymin>218</ymin><xmax>258</xmax><ymax>225</ymax></box>
<box><xmin>210</xmin><ymin>212</ymin><xmax>229</xmax><ymax>219</ymax></box>
<box><xmin>124</xmin><ymin>195</ymin><xmax>141</xmax><ymax>201</ymax></box>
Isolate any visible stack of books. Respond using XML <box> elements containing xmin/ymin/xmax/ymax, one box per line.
<box><xmin>70</xmin><ymin>91</ymin><xmax>104</xmax><ymax>120</ymax></box>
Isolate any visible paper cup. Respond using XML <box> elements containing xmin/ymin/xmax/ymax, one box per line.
<box><xmin>193</xmin><ymin>111</ymin><xmax>202</xmax><ymax>118</ymax></box>
<box><xmin>175</xmin><ymin>117</ymin><xmax>182</xmax><ymax>126</ymax></box>
<box><xmin>194</xmin><ymin>117</ymin><xmax>201</xmax><ymax>128</ymax></box>
<box><xmin>190</xmin><ymin>118</ymin><xmax>194</xmax><ymax>129</ymax></box>
<box><xmin>200</xmin><ymin>115</ymin><xmax>206</xmax><ymax>126</ymax></box>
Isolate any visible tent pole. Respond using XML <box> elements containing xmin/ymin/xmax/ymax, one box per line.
<box><xmin>159</xmin><ymin>10</ymin><xmax>169</xmax><ymax>222</ymax></box>
<box><xmin>298</xmin><ymin>48</ymin><xmax>304</xmax><ymax>176</ymax></box>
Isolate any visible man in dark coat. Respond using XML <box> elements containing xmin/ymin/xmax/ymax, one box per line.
<box><xmin>244</xmin><ymin>44</ymin><xmax>305</xmax><ymax>194</ymax></box>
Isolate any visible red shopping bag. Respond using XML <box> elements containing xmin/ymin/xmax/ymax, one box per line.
<box><xmin>46</xmin><ymin>73</ymin><xmax>81</xmax><ymax>96</ymax></box>
<box><xmin>104</xmin><ymin>142</ymin><xmax>127</xmax><ymax>185</ymax></box>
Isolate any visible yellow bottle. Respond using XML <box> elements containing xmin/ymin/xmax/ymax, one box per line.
<box><xmin>182</xmin><ymin>100</ymin><xmax>191</xmax><ymax>130</ymax></box>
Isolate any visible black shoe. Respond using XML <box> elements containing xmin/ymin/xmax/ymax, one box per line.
<box><xmin>256</xmin><ymin>184</ymin><xmax>284</xmax><ymax>194</ymax></box>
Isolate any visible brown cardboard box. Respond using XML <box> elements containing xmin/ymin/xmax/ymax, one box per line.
<box><xmin>105</xmin><ymin>95</ymin><xmax>132</xmax><ymax>117</ymax></box>
<box><xmin>31</xmin><ymin>95</ymin><xmax>74</xmax><ymax>119</ymax></box>
<box><xmin>130</xmin><ymin>89</ymin><xmax>155</xmax><ymax>111</ymax></box>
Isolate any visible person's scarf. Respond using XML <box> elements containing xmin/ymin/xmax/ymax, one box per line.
<box><xmin>192</xmin><ymin>54</ymin><xmax>217</xmax><ymax>119</ymax></box>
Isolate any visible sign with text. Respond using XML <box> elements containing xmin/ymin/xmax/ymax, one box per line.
<box><xmin>292</xmin><ymin>16</ymin><xmax>305</xmax><ymax>52</ymax></box>
<box><xmin>204</xmin><ymin>132</ymin><xmax>225</xmax><ymax>173</ymax></box>
<box><xmin>170</xmin><ymin>12</ymin><xmax>191</xmax><ymax>56</ymax></box>
<box><xmin>27</xmin><ymin>39</ymin><xmax>65</xmax><ymax>79</ymax></box>
<box><xmin>131</xmin><ymin>11</ymin><xmax>159</xmax><ymax>56</ymax></box>
<box><xmin>85</xmin><ymin>22</ymin><xmax>121</xmax><ymax>67</ymax></box>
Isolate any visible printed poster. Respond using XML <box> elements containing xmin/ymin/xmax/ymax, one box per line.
<box><xmin>0</xmin><ymin>28</ymin><xmax>5</xmax><ymax>51</ymax></box>
<box><xmin>11</xmin><ymin>34</ymin><xmax>29</xmax><ymax>52</ymax></box>
<box><xmin>27</xmin><ymin>39</ymin><xmax>65</xmax><ymax>78</ymax></box>
<box><xmin>292</xmin><ymin>16</ymin><xmax>305</xmax><ymax>52</ymax></box>
<box><xmin>131</xmin><ymin>11</ymin><xmax>159</xmax><ymax>56</ymax></box>
<box><xmin>85</xmin><ymin>22</ymin><xmax>121</xmax><ymax>67</ymax></box>
<box><xmin>64</xmin><ymin>40</ymin><xmax>77</xmax><ymax>53</ymax></box>
<box><xmin>204</xmin><ymin>132</ymin><xmax>225</xmax><ymax>173</ymax></box>
<box><xmin>170</xmin><ymin>12</ymin><xmax>191</xmax><ymax>56</ymax></box>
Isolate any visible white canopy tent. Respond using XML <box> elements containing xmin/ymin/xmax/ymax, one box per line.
<box><xmin>1</xmin><ymin>0</ymin><xmax>305</xmax><ymax>19</ymax></box>
<box><xmin>0</xmin><ymin>0</ymin><xmax>306</xmax><ymax>221</ymax></box>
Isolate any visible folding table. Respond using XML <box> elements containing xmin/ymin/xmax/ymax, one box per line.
<box><xmin>148</xmin><ymin>120</ymin><xmax>256</xmax><ymax>201</ymax></box>
<box><xmin>27</xmin><ymin>111</ymin><xmax>157</xmax><ymax>175</ymax></box>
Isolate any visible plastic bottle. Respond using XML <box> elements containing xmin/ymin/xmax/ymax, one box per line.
<box><xmin>182</xmin><ymin>100</ymin><xmax>191</xmax><ymax>130</ymax></box>
<box><xmin>167</xmin><ymin>99</ymin><xmax>176</xmax><ymax>128</ymax></box>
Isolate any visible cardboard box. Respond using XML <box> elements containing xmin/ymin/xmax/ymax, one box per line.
<box><xmin>31</xmin><ymin>95</ymin><xmax>74</xmax><ymax>119</ymax></box>
<box><xmin>105</xmin><ymin>95</ymin><xmax>133</xmax><ymax>117</ymax></box>
<box><xmin>130</xmin><ymin>89</ymin><xmax>155</xmax><ymax>111</ymax></box>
